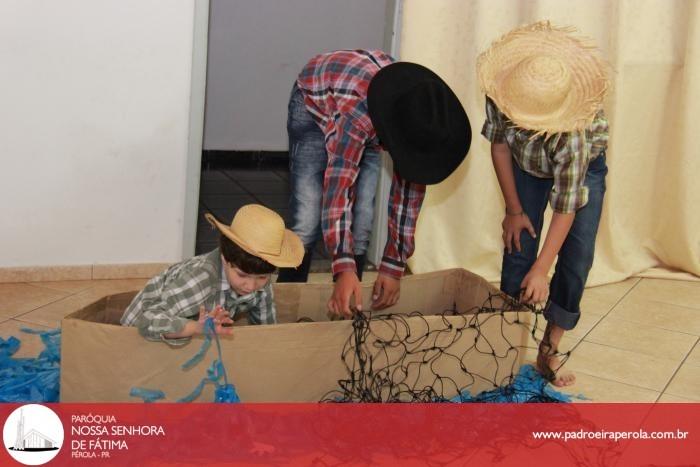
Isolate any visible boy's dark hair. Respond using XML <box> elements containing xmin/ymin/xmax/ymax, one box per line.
<box><xmin>219</xmin><ymin>234</ymin><xmax>276</xmax><ymax>275</ymax></box>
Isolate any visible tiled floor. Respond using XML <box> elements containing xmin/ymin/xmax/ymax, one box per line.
<box><xmin>1</xmin><ymin>274</ymin><xmax>698</xmax><ymax>402</ymax></box>
<box><xmin>195</xmin><ymin>155</ymin><xmax>336</xmax><ymax>272</ymax></box>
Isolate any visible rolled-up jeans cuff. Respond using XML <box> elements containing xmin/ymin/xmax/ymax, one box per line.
<box><xmin>544</xmin><ymin>300</ymin><xmax>580</xmax><ymax>331</ymax></box>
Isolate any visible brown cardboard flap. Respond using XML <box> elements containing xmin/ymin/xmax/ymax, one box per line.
<box><xmin>65</xmin><ymin>291</ymin><xmax>137</xmax><ymax>324</ymax></box>
<box><xmin>60</xmin><ymin>268</ymin><xmax>527</xmax><ymax>402</ymax></box>
<box><xmin>65</xmin><ymin>268</ymin><xmax>499</xmax><ymax>326</ymax></box>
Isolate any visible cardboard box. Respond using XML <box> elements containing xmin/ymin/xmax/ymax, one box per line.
<box><xmin>60</xmin><ymin>269</ymin><xmax>532</xmax><ymax>402</ymax></box>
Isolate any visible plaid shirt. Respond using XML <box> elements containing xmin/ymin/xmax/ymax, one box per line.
<box><xmin>297</xmin><ymin>49</ymin><xmax>426</xmax><ymax>279</ymax></box>
<box><xmin>120</xmin><ymin>249</ymin><xmax>275</xmax><ymax>346</ymax></box>
<box><xmin>481</xmin><ymin>97</ymin><xmax>609</xmax><ymax>214</ymax></box>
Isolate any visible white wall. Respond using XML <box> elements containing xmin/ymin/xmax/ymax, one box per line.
<box><xmin>0</xmin><ymin>0</ymin><xmax>197</xmax><ymax>267</ymax></box>
<box><xmin>203</xmin><ymin>0</ymin><xmax>389</xmax><ymax>151</ymax></box>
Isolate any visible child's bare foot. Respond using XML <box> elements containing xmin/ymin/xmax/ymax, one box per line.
<box><xmin>537</xmin><ymin>343</ymin><xmax>576</xmax><ymax>387</ymax></box>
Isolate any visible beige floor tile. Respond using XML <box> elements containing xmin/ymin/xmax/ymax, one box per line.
<box><xmin>585</xmin><ymin>316</ymin><xmax>698</xmax><ymax>361</ymax></box>
<box><xmin>626</xmin><ymin>278</ymin><xmax>700</xmax><ymax>310</ymax></box>
<box><xmin>657</xmin><ymin>393</ymin><xmax>698</xmax><ymax>402</ymax></box>
<box><xmin>28</xmin><ymin>279</ymin><xmax>101</xmax><ymax>294</ymax></box>
<box><xmin>665</xmin><ymin>364</ymin><xmax>700</xmax><ymax>400</ymax></box>
<box><xmin>568</xmin><ymin>313</ymin><xmax>605</xmax><ymax>338</ymax></box>
<box><xmin>0</xmin><ymin>319</ymin><xmax>53</xmax><ymax>358</ymax></box>
<box><xmin>580</xmin><ymin>278</ymin><xmax>641</xmax><ymax>316</ymax></box>
<box><xmin>685</xmin><ymin>342</ymin><xmax>700</xmax><ymax>367</ymax></box>
<box><xmin>14</xmin><ymin>295</ymin><xmax>92</xmax><ymax>328</ymax></box>
<box><xmin>609</xmin><ymin>296</ymin><xmax>700</xmax><ymax>335</ymax></box>
<box><xmin>530</xmin><ymin>312</ymin><xmax>603</xmax><ymax>340</ymax></box>
<box><xmin>558</xmin><ymin>371</ymin><xmax>660</xmax><ymax>402</ymax></box>
<box><xmin>565</xmin><ymin>341</ymin><xmax>680</xmax><ymax>392</ymax></box>
<box><xmin>0</xmin><ymin>283</ymin><xmax>70</xmax><ymax>320</ymax></box>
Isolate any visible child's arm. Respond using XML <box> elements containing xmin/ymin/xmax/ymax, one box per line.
<box><xmin>491</xmin><ymin>141</ymin><xmax>575</xmax><ymax>304</ymax></box>
<box><xmin>520</xmin><ymin>212</ymin><xmax>574</xmax><ymax>303</ymax></box>
<box><xmin>135</xmin><ymin>299</ymin><xmax>233</xmax><ymax>345</ymax></box>
<box><xmin>521</xmin><ymin>132</ymin><xmax>589</xmax><ymax>304</ymax></box>
<box><xmin>491</xmin><ymin>142</ymin><xmax>537</xmax><ymax>253</ymax></box>
<box><xmin>162</xmin><ymin>306</ymin><xmax>234</xmax><ymax>339</ymax></box>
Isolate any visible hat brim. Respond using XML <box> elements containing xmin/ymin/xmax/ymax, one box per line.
<box><xmin>368</xmin><ymin>62</ymin><xmax>471</xmax><ymax>185</ymax></box>
<box><xmin>205</xmin><ymin>213</ymin><xmax>304</xmax><ymax>268</ymax></box>
<box><xmin>477</xmin><ymin>21</ymin><xmax>609</xmax><ymax>134</ymax></box>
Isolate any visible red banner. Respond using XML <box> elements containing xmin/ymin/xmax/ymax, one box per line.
<box><xmin>1</xmin><ymin>403</ymin><xmax>698</xmax><ymax>466</ymax></box>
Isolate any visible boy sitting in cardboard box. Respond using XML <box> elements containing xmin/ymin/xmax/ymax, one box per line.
<box><xmin>120</xmin><ymin>204</ymin><xmax>303</xmax><ymax>346</ymax></box>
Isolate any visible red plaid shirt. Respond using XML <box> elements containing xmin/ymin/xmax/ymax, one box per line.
<box><xmin>297</xmin><ymin>49</ymin><xmax>426</xmax><ymax>279</ymax></box>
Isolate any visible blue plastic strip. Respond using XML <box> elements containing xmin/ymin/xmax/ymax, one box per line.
<box><xmin>129</xmin><ymin>387</ymin><xmax>166</xmax><ymax>403</ymax></box>
<box><xmin>451</xmin><ymin>364</ymin><xmax>582</xmax><ymax>403</ymax></box>
<box><xmin>175</xmin><ymin>318</ymin><xmax>240</xmax><ymax>403</ymax></box>
<box><xmin>180</xmin><ymin>332</ymin><xmax>213</xmax><ymax>371</ymax></box>
<box><xmin>0</xmin><ymin>329</ymin><xmax>61</xmax><ymax>403</ymax></box>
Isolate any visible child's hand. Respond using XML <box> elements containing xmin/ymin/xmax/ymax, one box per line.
<box><xmin>197</xmin><ymin>305</ymin><xmax>234</xmax><ymax>336</ymax></box>
<box><xmin>520</xmin><ymin>267</ymin><xmax>549</xmax><ymax>304</ymax></box>
<box><xmin>371</xmin><ymin>274</ymin><xmax>400</xmax><ymax>310</ymax></box>
<box><xmin>328</xmin><ymin>271</ymin><xmax>363</xmax><ymax>317</ymax></box>
<box><xmin>501</xmin><ymin>213</ymin><xmax>536</xmax><ymax>254</ymax></box>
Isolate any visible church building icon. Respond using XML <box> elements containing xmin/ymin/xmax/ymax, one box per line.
<box><xmin>9</xmin><ymin>409</ymin><xmax>59</xmax><ymax>452</ymax></box>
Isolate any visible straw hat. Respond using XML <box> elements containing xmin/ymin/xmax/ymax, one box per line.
<box><xmin>477</xmin><ymin>20</ymin><xmax>610</xmax><ymax>135</ymax></box>
<box><xmin>205</xmin><ymin>205</ymin><xmax>303</xmax><ymax>268</ymax></box>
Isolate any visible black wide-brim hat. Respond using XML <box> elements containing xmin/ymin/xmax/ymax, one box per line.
<box><xmin>367</xmin><ymin>62</ymin><xmax>471</xmax><ymax>185</ymax></box>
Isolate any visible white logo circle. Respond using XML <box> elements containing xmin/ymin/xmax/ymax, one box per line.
<box><xmin>3</xmin><ymin>404</ymin><xmax>63</xmax><ymax>465</ymax></box>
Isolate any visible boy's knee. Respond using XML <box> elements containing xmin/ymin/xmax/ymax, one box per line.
<box><xmin>503</xmin><ymin>244</ymin><xmax>538</xmax><ymax>266</ymax></box>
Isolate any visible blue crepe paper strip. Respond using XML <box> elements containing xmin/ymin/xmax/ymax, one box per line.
<box><xmin>129</xmin><ymin>387</ymin><xmax>166</xmax><ymax>403</ymax></box>
<box><xmin>178</xmin><ymin>318</ymin><xmax>240</xmax><ymax>403</ymax></box>
<box><xmin>180</xmin><ymin>330</ymin><xmax>213</xmax><ymax>371</ymax></box>
<box><xmin>452</xmin><ymin>364</ymin><xmax>583</xmax><ymax>403</ymax></box>
<box><xmin>0</xmin><ymin>328</ymin><xmax>61</xmax><ymax>403</ymax></box>
<box><xmin>130</xmin><ymin>317</ymin><xmax>240</xmax><ymax>403</ymax></box>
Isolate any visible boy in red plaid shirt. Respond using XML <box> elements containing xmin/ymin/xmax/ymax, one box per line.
<box><xmin>278</xmin><ymin>50</ymin><xmax>471</xmax><ymax>317</ymax></box>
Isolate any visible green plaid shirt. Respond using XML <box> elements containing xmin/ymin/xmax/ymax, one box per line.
<box><xmin>120</xmin><ymin>249</ymin><xmax>275</xmax><ymax>346</ymax></box>
<box><xmin>481</xmin><ymin>97</ymin><xmax>609</xmax><ymax>214</ymax></box>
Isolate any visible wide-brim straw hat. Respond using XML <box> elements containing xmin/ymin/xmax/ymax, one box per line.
<box><xmin>477</xmin><ymin>20</ymin><xmax>610</xmax><ymax>135</ymax></box>
<box><xmin>205</xmin><ymin>205</ymin><xmax>303</xmax><ymax>268</ymax></box>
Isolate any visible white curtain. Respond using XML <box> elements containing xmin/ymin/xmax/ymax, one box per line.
<box><xmin>401</xmin><ymin>0</ymin><xmax>700</xmax><ymax>284</ymax></box>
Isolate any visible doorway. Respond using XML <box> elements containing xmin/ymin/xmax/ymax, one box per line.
<box><xmin>186</xmin><ymin>0</ymin><xmax>402</xmax><ymax>274</ymax></box>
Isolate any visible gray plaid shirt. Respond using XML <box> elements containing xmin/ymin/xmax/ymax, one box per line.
<box><xmin>120</xmin><ymin>249</ymin><xmax>275</xmax><ymax>346</ymax></box>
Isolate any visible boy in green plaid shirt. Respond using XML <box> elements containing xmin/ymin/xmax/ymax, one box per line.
<box><xmin>477</xmin><ymin>22</ymin><xmax>610</xmax><ymax>386</ymax></box>
<box><xmin>121</xmin><ymin>205</ymin><xmax>303</xmax><ymax>346</ymax></box>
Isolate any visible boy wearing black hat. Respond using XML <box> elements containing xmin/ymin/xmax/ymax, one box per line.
<box><xmin>277</xmin><ymin>49</ymin><xmax>471</xmax><ymax>317</ymax></box>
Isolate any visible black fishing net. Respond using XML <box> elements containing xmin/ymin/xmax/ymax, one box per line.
<box><xmin>320</xmin><ymin>292</ymin><xmax>578</xmax><ymax>403</ymax></box>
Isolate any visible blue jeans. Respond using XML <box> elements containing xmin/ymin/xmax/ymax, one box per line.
<box><xmin>279</xmin><ymin>84</ymin><xmax>380</xmax><ymax>281</ymax></box>
<box><xmin>500</xmin><ymin>154</ymin><xmax>608</xmax><ymax>330</ymax></box>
